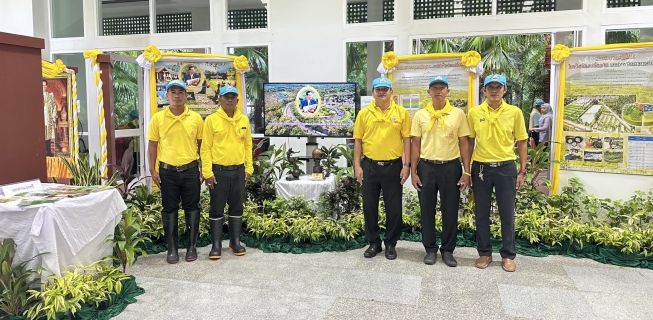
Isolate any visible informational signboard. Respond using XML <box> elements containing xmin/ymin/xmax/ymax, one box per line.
<box><xmin>560</xmin><ymin>49</ymin><xmax>653</xmax><ymax>175</ymax></box>
<box><xmin>390</xmin><ymin>57</ymin><xmax>471</xmax><ymax>117</ymax></box>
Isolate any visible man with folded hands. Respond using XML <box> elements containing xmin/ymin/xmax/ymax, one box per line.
<box><xmin>410</xmin><ymin>75</ymin><xmax>472</xmax><ymax>267</ymax></box>
<box><xmin>147</xmin><ymin>79</ymin><xmax>204</xmax><ymax>264</ymax></box>
<box><xmin>201</xmin><ymin>85</ymin><xmax>253</xmax><ymax>260</ymax></box>
<box><xmin>467</xmin><ymin>74</ymin><xmax>528</xmax><ymax>272</ymax></box>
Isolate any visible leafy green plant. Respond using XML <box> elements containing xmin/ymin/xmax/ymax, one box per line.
<box><xmin>26</xmin><ymin>258</ymin><xmax>129</xmax><ymax>320</ymax></box>
<box><xmin>0</xmin><ymin>239</ymin><xmax>42</xmax><ymax>317</ymax></box>
<box><xmin>111</xmin><ymin>208</ymin><xmax>149</xmax><ymax>273</ymax></box>
<box><xmin>335</xmin><ymin>144</ymin><xmax>357</xmax><ymax>182</ymax></box>
<box><xmin>60</xmin><ymin>153</ymin><xmax>120</xmax><ymax>187</ymax></box>
<box><xmin>320</xmin><ymin>145</ymin><xmax>342</xmax><ymax>178</ymax></box>
<box><xmin>320</xmin><ymin>176</ymin><xmax>362</xmax><ymax>219</ymax></box>
<box><xmin>127</xmin><ymin>185</ymin><xmax>160</xmax><ymax>212</ymax></box>
<box><xmin>247</xmin><ymin>140</ymin><xmax>282</xmax><ymax>206</ymax></box>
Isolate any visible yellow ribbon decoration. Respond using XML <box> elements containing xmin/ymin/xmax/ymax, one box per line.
<box><xmin>234</xmin><ymin>55</ymin><xmax>250</xmax><ymax>72</ymax></box>
<box><xmin>480</xmin><ymin>100</ymin><xmax>508</xmax><ymax>141</ymax></box>
<box><xmin>461</xmin><ymin>51</ymin><xmax>481</xmax><ymax>68</ymax></box>
<box><xmin>41</xmin><ymin>59</ymin><xmax>67</xmax><ymax>78</ymax></box>
<box><xmin>425</xmin><ymin>100</ymin><xmax>454</xmax><ymax>133</ymax></box>
<box><xmin>552</xmin><ymin>44</ymin><xmax>570</xmax><ymax>62</ymax></box>
<box><xmin>382</xmin><ymin>51</ymin><xmax>399</xmax><ymax>70</ymax></box>
<box><xmin>144</xmin><ymin>45</ymin><xmax>162</xmax><ymax>62</ymax></box>
<box><xmin>83</xmin><ymin>50</ymin><xmax>102</xmax><ymax>64</ymax></box>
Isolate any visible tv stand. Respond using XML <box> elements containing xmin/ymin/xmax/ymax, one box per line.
<box><xmin>305</xmin><ymin>137</ymin><xmax>318</xmax><ymax>174</ymax></box>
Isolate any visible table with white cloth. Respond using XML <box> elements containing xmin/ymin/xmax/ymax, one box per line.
<box><xmin>275</xmin><ymin>174</ymin><xmax>336</xmax><ymax>201</ymax></box>
<box><xmin>0</xmin><ymin>188</ymin><xmax>126</xmax><ymax>278</ymax></box>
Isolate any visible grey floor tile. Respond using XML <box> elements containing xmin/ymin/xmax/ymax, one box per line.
<box><xmin>498</xmin><ymin>284</ymin><xmax>596</xmax><ymax>320</ymax></box>
<box><xmin>323</xmin><ymin>297</ymin><xmax>427</xmax><ymax>319</ymax></box>
<box><xmin>564</xmin><ymin>265</ymin><xmax>653</xmax><ymax>295</ymax></box>
<box><xmin>231</xmin><ymin>290</ymin><xmax>336</xmax><ymax>320</ymax></box>
<box><xmin>267</xmin><ymin>265</ymin><xmax>422</xmax><ymax>305</ymax></box>
<box><xmin>582</xmin><ymin>291</ymin><xmax>653</xmax><ymax>320</ymax></box>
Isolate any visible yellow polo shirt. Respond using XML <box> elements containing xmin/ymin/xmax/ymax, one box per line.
<box><xmin>411</xmin><ymin>107</ymin><xmax>470</xmax><ymax>161</ymax></box>
<box><xmin>147</xmin><ymin>106</ymin><xmax>203</xmax><ymax>166</ymax></box>
<box><xmin>468</xmin><ymin>101</ymin><xmax>528</xmax><ymax>162</ymax></box>
<box><xmin>200</xmin><ymin>108</ymin><xmax>253</xmax><ymax>178</ymax></box>
<box><xmin>353</xmin><ymin>101</ymin><xmax>411</xmax><ymax>160</ymax></box>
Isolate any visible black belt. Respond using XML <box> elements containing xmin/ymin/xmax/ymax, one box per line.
<box><xmin>213</xmin><ymin>164</ymin><xmax>244</xmax><ymax>171</ymax></box>
<box><xmin>476</xmin><ymin>161</ymin><xmax>513</xmax><ymax>167</ymax></box>
<box><xmin>364</xmin><ymin>157</ymin><xmax>401</xmax><ymax>166</ymax></box>
<box><xmin>420</xmin><ymin>158</ymin><xmax>459</xmax><ymax>165</ymax></box>
<box><xmin>160</xmin><ymin>160</ymin><xmax>198</xmax><ymax>172</ymax></box>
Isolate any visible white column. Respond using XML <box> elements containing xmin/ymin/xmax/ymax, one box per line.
<box><xmin>0</xmin><ymin>0</ymin><xmax>34</xmax><ymax>36</ymax></box>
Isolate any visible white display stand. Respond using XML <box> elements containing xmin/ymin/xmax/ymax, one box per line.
<box><xmin>275</xmin><ymin>174</ymin><xmax>336</xmax><ymax>201</ymax></box>
<box><xmin>0</xmin><ymin>189</ymin><xmax>126</xmax><ymax>278</ymax></box>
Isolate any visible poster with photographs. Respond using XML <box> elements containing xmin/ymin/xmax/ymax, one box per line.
<box><xmin>561</xmin><ymin>49</ymin><xmax>653</xmax><ymax>175</ymax></box>
<box><xmin>390</xmin><ymin>57</ymin><xmax>470</xmax><ymax>117</ymax></box>
<box><xmin>43</xmin><ymin>76</ymin><xmax>72</xmax><ymax>157</ymax></box>
<box><xmin>154</xmin><ymin>60</ymin><xmax>237</xmax><ymax>118</ymax></box>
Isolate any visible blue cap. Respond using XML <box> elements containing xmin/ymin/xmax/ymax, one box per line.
<box><xmin>372</xmin><ymin>77</ymin><xmax>392</xmax><ymax>89</ymax></box>
<box><xmin>535</xmin><ymin>99</ymin><xmax>545</xmax><ymax>107</ymax></box>
<box><xmin>166</xmin><ymin>79</ymin><xmax>187</xmax><ymax>91</ymax></box>
<box><xmin>484</xmin><ymin>74</ymin><xmax>507</xmax><ymax>86</ymax></box>
<box><xmin>219</xmin><ymin>85</ymin><xmax>239</xmax><ymax>96</ymax></box>
<box><xmin>429</xmin><ymin>75</ymin><xmax>449</xmax><ymax>87</ymax></box>
<box><xmin>128</xmin><ymin>110</ymin><xmax>139</xmax><ymax>118</ymax></box>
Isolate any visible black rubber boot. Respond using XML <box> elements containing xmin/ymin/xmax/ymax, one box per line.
<box><xmin>185</xmin><ymin>210</ymin><xmax>200</xmax><ymax>262</ymax></box>
<box><xmin>228</xmin><ymin>216</ymin><xmax>246</xmax><ymax>256</ymax></box>
<box><xmin>208</xmin><ymin>217</ymin><xmax>224</xmax><ymax>260</ymax></box>
<box><xmin>162</xmin><ymin>215</ymin><xmax>179</xmax><ymax>264</ymax></box>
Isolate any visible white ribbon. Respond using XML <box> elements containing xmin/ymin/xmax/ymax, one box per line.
<box><xmin>465</xmin><ymin>61</ymin><xmax>484</xmax><ymax>74</ymax></box>
<box><xmin>136</xmin><ymin>54</ymin><xmax>154</xmax><ymax>70</ymax></box>
<box><xmin>376</xmin><ymin>62</ymin><xmax>395</xmax><ymax>76</ymax></box>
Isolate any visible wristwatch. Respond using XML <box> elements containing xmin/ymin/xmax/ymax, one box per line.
<box><xmin>403</xmin><ymin>163</ymin><xmax>411</xmax><ymax>168</ymax></box>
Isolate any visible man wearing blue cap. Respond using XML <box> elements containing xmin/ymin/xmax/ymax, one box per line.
<box><xmin>147</xmin><ymin>79</ymin><xmax>204</xmax><ymax>264</ymax></box>
<box><xmin>353</xmin><ymin>77</ymin><xmax>411</xmax><ymax>260</ymax></box>
<box><xmin>410</xmin><ymin>75</ymin><xmax>472</xmax><ymax>266</ymax></box>
<box><xmin>467</xmin><ymin>74</ymin><xmax>528</xmax><ymax>272</ymax></box>
<box><xmin>201</xmin><ymin>85</ymin><xmax>253</xmax><ymax>260</ymax></box>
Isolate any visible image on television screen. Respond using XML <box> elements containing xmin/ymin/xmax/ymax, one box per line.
<box><xmin>264</xmin><ymin>83</ymin><xmax>357</xmax><ymax>137</ymax></box>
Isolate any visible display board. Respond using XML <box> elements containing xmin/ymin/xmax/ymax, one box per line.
<box><xmin>557</xmin><ymin>44</ymin><xmax>653</xmax><ymax>176</ymax></box>
<box><xmin>379</xmin><ymin>51</ymin><xmax>482</xmax><ymax>116</ymax></box>
<box><xmin>153</xmin><ymin>60</ymin><xmax>237</xmax><ymax>118</ymax></box>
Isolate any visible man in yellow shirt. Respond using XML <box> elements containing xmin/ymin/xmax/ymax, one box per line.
<box><xmin>201</xmin><ymin>85</ymin><xmax>253</xmax><ymax>259</ymax></box>
<box><xmin>468</xmin><ymin>74</ymin><xmax>528</xmax><ymax>272</ymax></box>
<box><xmin>410</xmin><ymin>75</ymin><xmax>472</xmax><ymax>267</ymax></box>
<box><xmin>353</xmin><ymin>77</ymin><xmax>411</xmax><ymax>260</ymax></box>
<box><xmin>147</xmin><ymin>80</ymin><xmax>204</xmax><ymax>264</ymax></box>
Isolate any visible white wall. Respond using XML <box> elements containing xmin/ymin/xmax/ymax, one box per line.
<box><xmin>0</xmin><ymin>0</ymin><xmax>34</xmax><ymax>36</ymax></box>
<box><xmin>34</xmin><ymin>0</ymin><xmax>653</xmax><ymax>197</ymax></box>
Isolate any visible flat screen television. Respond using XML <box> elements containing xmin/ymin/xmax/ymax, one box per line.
<box><xmin>263</xmin><ymin>83</ymin><xmax>358</xmax><ymax>137</ymax></box>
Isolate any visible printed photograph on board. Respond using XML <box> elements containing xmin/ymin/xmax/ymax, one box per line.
<box><xmin>43</xmin><ymin>76</ymin><xmax>72</xmax><ymax>157</ymax></box>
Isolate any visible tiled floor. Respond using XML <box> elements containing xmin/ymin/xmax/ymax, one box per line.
<box><xmin>115</xmin><ymin>241</ymin><xmax>653</xmax><ymax>320</ymax></box>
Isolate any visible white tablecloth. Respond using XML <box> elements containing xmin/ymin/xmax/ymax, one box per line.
<box><xmin>0</xmin><ymin>189</ymin><xmax>126</xmax><ymax>277</ymax></box>
<box><xmin>275</xmin><ymin>174</ymin><xmax>336</xmax><ymax>201</ymax></box>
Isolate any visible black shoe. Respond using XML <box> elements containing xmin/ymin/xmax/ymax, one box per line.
<box><xmin>385</xmin><ymin>244</ymin><xmax>397</xmax><ymax>260</ymax></box>
<box><xmin>441</xmin><ymin>252</ymin><xmax>457</xmax><ymax>267</ymax></box>
<box><xmin>363</xmin><ymin>244</ymin><xmax>382</xmax><ymax>258</ymax></box>
<box><xmin>424</xmin><ymin>252</ymin><xmax>437</xmax><ymax>265</ymax></box>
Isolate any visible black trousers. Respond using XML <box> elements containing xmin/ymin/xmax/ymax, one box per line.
<box><xmin>417</xmin><ymin>160</ymin><xmax>461</xmax><ymax>254</ymax></box>
<box><xmin>160</xmin><ymin>164</ymin><xmax>201</xmax><ymax>219</ymax></box>
<box><xmin>530</xmin><ymin>131</ymin><xmax>539</xmax><ymax>145</ymax></box>
<box><xmin>471</xmin><ymin>161</ymin><xmax>517</xmax><ymax>259</ymax></box>
<box><xmin>362</xmin><ymin>158</ymin><xmax>403</xmax><ymax>246</ymax></box>
<box><xmin>209</xmin><ymin>164</ymin><xmax>245</xmax><ymax>219</ymax></box>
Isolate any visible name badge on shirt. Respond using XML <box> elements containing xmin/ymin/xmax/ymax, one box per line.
<box><xmin>391</xmin><ymin>115</ymin><xmax>397</xmax><ymax>122</ymax></box>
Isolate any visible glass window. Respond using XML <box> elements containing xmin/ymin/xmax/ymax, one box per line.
<box><xmin>606</xmin><ymin>28</ymin><xmax>653</xmax><ymax>44</ymax></box>
<box><xmin>98</xmin><ymin>0</ymin><xmax>150</xmax><ymax>36</ymax></box>
<box><xmin>607</xmin><ymin>0</ymin><xmax>652</xmax><ymax>8</ymax></box>
<box><xmin>155</xmin><ymin>0</ymin><xmax>210</xmax><ymax>33</ymax></box>
<box><xmin>347</xmin><ymin>0</ymin><xmax>394</xmax><ymax>23</ymax></box>
<box><xmin>497</xmin><ymin>0</ymin><xmax>582</xmax><ymax>14</ymax></box>
<box><xmin>52</xmin><ymin>53</ymin><xmax>87</xmax><ymax>135</ymax></box>
<box><xmin>51</xmin><ymin>0</ymin><xmax>84</xmax><ymax>38</ymax></box>
<box><xmin>227</xmin><ymin>0</ymin><xmax>268</xmax><ymax>30</ymax></box>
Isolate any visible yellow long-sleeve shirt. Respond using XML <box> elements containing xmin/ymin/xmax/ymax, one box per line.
<box><xmin>200</xmin><ymin>108</ymin><xmax>253</xmax><ymax>178</ymax></box>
